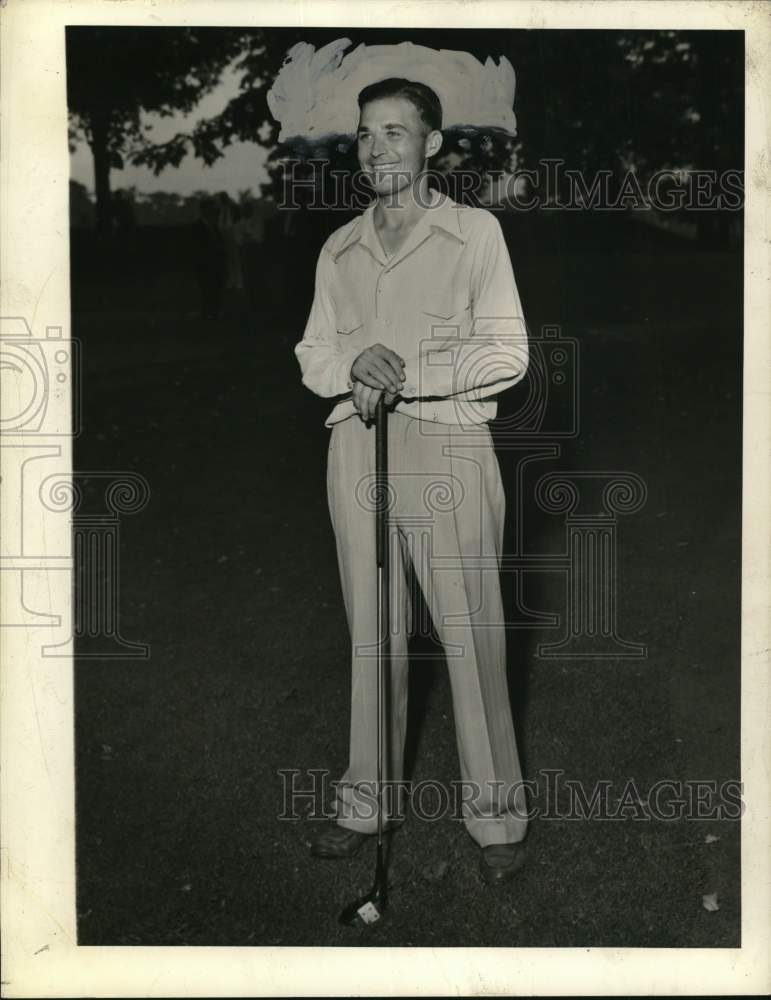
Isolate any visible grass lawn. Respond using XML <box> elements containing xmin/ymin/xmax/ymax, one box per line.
<box><xmin>73</xmin><ymin>211</ymin><xmax>742</xmax><ymax>946</ymax></box>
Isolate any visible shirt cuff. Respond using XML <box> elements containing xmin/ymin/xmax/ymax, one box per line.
<box><xmin>332</xmin><ymin>349</ymin><xmax>360</xmax><ymax>397</ymax></box>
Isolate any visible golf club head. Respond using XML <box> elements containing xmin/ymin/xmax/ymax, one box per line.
<box><xmin>338</xmin><ymin>879</ymin><xmax>388</xmax><ymax>927</ymax></box>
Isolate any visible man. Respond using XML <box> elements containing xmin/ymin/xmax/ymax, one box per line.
<box><xmin>295</xmin><ymin>78</ymin><xmax>530</xmax><ymax>884</ymax></box>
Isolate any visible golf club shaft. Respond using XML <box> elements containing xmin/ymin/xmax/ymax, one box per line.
<box><xmin>375</xmin><ymin>397</ymin><xmax>388</xmax><ymax>569</ymax></box>
<box><xmin>337</xmin><ymin>400</ymin><xmax>390</xmax><ymax>925</ymax></box>
<box><xmin>375</xmin><ymin>398</ymin><xmax>389</xmax><ymax>851</ymax></box>
<box><xmin>376</xmin><ymin>568</ymin><xmax>385</xmax><ymax>850</ymax></box>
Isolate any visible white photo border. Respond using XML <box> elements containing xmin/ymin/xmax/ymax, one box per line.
<box><xmin>1</xmin><ymin>0</ymin><xmax>769</xmax><ymax>996</ymax></box>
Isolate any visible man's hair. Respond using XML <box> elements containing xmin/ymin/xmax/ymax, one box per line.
<box><xmin>357</xmin><ymin>77</ymin><xmax>443</xmax><ymax>135</ymax></box>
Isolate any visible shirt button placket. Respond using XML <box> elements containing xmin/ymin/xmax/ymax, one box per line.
<box><xmin>384</xmin><ymin>267</ymin><xmax>393</xmax><ymax>327</ymax></box>
<box><xmin>375</xmin><ymin>269</ymin><xmax>382</xmax><ymax>319</ymax></box>
<box><xmin>376</xmin><ymin>266</ymin><xmax>391</xmax><ymax>326</ymax></box>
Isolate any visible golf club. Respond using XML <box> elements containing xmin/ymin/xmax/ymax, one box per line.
<box><xmin>339</xmin><ymin>395</ymin><xmax>390</xmax><ymax>927</ymax></box>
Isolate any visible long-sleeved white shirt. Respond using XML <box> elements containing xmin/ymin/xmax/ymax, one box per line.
<box><xmin>295</xmin><ymin>188</ymin><xmax>529</xmax><ymax>427</ymax></box>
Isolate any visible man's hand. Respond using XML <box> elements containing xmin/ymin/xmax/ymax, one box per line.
<box><xmin>352</xmin><ymin>381</ymin><xmax>399</xmax><ymax>423</ymax></box>
<box><xmin>350</xmin><ymin>344</ymin><xmax>405</xmax><ymax>395</ymax></box>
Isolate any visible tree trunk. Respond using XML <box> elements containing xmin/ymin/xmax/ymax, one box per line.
<box><xmin>90</xmin><ymin>114</ymin><xmax>112</xmax><ymax>238</ymax></box>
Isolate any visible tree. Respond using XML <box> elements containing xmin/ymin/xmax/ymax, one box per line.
<box><xmin>66</xmin><ymin>27</ymin><xmax>246</xmax><ymax>235</ymax></box>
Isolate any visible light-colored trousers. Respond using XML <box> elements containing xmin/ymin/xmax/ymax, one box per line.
<box><xmin>327</xmin><ymin>410</ymin><xmax>527</xmax><ymax>847</ymax></box>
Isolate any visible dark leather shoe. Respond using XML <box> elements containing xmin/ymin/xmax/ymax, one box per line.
<box><xmin>309</xmin><ymin>824</ymin><xmax>372</xmax><ymax>859</ymax></box>
<box><xmin>479</xmin><ymin>842</ymin><xmax>526</xmax><ymax>884</ymax></box>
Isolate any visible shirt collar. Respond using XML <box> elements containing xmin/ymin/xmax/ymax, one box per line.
<box><xmin>333</xmin><ymin>188</ymin><xmax>467</xmax><ymax>263</ymax></box>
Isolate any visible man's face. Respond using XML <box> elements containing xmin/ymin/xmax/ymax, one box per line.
<box><xmin>356</xmin><ymin>96</ymin><xmax>440</xmax><ymax>199</ymax></box>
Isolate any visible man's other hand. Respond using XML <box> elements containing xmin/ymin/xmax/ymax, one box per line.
<box><xmin>352</xmin><ymin>381</ymin><xmax>399</xmax><ymax>423</ymax></box>
<box><xmin>350</xmin><ymin>344</ymin><xmax>405</xmax><ymax>394</ymax></box>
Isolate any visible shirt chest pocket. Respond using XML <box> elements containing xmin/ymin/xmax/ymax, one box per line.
<box><xmin>335</xmin><ymin>303</ymin><xmax>364</xmax><ymax>337</ymax></box>
<box><xmin>420</xmin><ymin>293</ymin><xmax>473</xmax><ymax>335</ymax></box>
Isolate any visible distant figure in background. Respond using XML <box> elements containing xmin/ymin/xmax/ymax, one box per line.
<box><xmin>113</xmin><ymin>189</ymin><xmax>137</xmax><ymax>234</ymax></box>
<box><xmin>236</xmin><ymin>201</ymin><xmax>267</xmax><ymax>316</ymax></box>
<box><xmin>191</xmin><ymin>197</ymin><xmax>225</xmax><ymax>320</ymax></box>
<box><xmin>217</xmin><ymin>193</ymin><xmax>245</xmax><ymax>323</ymax></box>
<box><xmin>112</xmin><ymin>188</ymin><xmax>138</xmax><ymax>276</ymax></box>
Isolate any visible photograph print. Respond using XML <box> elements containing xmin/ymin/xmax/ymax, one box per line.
<box><xmin>64</xmin><ymin>22</ymin><xmax>744</xmax><ymax>949</ymax></box>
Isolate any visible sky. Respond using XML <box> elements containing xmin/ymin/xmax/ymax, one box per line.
<box><xmin>69</xmin><ymin>61</ymin><xmax>271</xmax><ymax>198</ymax></box>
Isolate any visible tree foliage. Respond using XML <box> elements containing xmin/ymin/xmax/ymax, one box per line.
<box><xmin>66</xmin><ymin>26</ymin><xmax>247</xmax><ymax>230</ymax></box>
